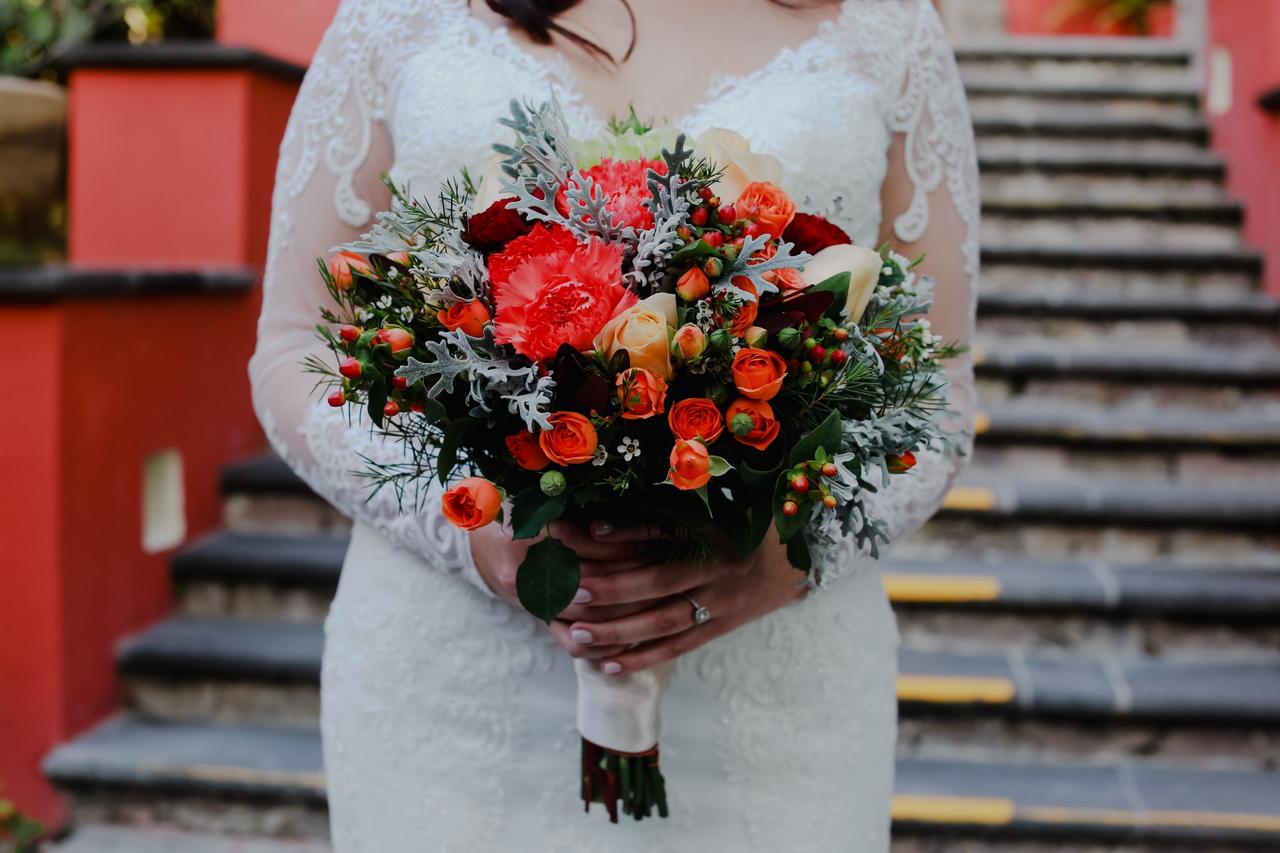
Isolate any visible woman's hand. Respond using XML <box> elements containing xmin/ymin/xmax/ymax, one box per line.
<box><xmin>554</xmin><ymin>525</ymin><xmax>808</xmax><ymax>674</ymax></box>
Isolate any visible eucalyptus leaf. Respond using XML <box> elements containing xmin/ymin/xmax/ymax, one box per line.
<box><xmin>516</xmin><ymin>537</ymin><xmax>581</xmax><ymax>624</ymax></box>
<box><xmin>437</xmin><ymin>417</ymin><xmax>475</xmax><ymax>485</ymax></box>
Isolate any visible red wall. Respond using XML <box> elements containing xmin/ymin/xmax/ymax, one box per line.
<box><xmin>1205</xmin><ymin>0</ymin><xmax>1280</xmax><ymax>295</ymax></box>
<box><xmin>1006</xmin><ymin>0</ymin><xmax>1176</xmax><ymax>36</ymax></box>
<box><xmin>217</xmin><ymin>0</ymin><xmax>339</xmax><ymax>66</ymax></box>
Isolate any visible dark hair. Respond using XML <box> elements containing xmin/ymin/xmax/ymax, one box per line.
<box><xmin>477</xmin><ymin>0</ymin><xmax>833</xmax><ymax>65</ymax></box>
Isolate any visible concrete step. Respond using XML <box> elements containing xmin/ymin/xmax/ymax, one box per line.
<box><xmin>980</xmin><ymin>198</ymin><xmax>1244</xmax><ymax>226</ymax></box>
<box><xmin>980</xmin><ymin>244</ymin><xmax>1263</xmax><ymax>276</ymax></box>
<box><xmin>46</xmin><ymin>715</ymin><xmax>1280</xmax><ymax>847</ymax></box>
<box><xmin>978</xmin><ymin>148</ymin><xmax>1225</xmax><ymax>178</ymax></box>
<box><xmin>980</xmin><ymin>174</ymin><xmax>1229</xmax><ymax>219</ymax></box>
<box><xmin>53</xmin><ymin>825</ymin><xmax>331</xmax><ymax>853</ymax></box>
<box><xmin>968</xmin><ymin>93</ymin><xmax>1198</xmax><ymax>123</ymax></box>
<box><xmin>954</xmin><ymin>39</ymin><xmax>1195</xmax><ymax>85</ymax></box>
<box><xmin>981</xmin><ymin>214</ymin><xmax>1241</xmax><ymax>251</ymax></box>
<box><xmin>962</xmin><ymin>73</ymin><xmax>1201</xmax><ymax>105</ymax></box>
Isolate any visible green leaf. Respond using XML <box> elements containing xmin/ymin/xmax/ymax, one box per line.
<box><xmin>810</xmin><ymin>271</ymin><xmax>851</xmax><ymax>320</ymax></box>
<box><xmin>740</xmin><ymin>459</ymin><xmax>784</xmax><ymax>490</ymax></box>
<box><xmin>437</xmin><ymin>417</ymin><xmax>474</xmax><ymax>485</ymax></box>
<box><xmin>745</xmin><ymin>486</ymin><xmax>775</xmax><ymax>555</ymax></box>
<box><xmin>692</xmin><ymin>485</ymin><xmax>714</xmax><ymax>517</ymax></box>
<box><xmin>417</xmin><ymin>397</ymin><xmax>447</xmax><ymax>420</ymax></box>
<box><xmin>786</xmin><ymin>536</ymin><xmax>813</xmax><ymax>573</ymax></box>
<box><xmin>670</xmin><ymin>239</ymin><xmax>720</xmax><ymax>265</ymax></box>
<box><xmin>788</xmin><ymin>409</ymin><xmax>843</xmax><ymax>468</ymax></box>
<box><xmin>516</xmin><ymin>537</ymin><xmax>581</xmax><ymax>623</ymax></box>
<box><xmin>367</xmin><ymin>374</ymin><xmax>387</xmax><ymax>428</ymax></box>
<box><xmin>708</xmin><ymin>455</ymin><xmax>733</xmax><ymax>477</ymax></box>
<box><xmin>510</xmin><ymin>488</ymin><xmax>567</xmax><ymax>540</ymax></box>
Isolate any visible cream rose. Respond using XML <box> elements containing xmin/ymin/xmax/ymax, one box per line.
<box><xmin>594</xmin><ymin>292</ymin><xmax>678</xmax><ymax>379</ymax></box>
<box><xmin>802</xmin><ymin>245</ymin><xmax>883</xmax><ymax>323</ymax></box>
<box><xmin>471</xmin><ymin>153</ymin><xmax>508</xmax><ymax>214</ymax></box>
<box><xmin>694</xmin><ymin>128</ymin><xmax>784</xmax><ymax>202</ymax></box>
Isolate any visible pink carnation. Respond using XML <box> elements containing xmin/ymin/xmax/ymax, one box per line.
<box><xmin>561</xmin><ymin>158</ymin><xmax>667</xmax><ymax>231</ymax></box>
<box><xmin>493</xmin><ymin>237</ymin><xmax>637</xmax><ymax>363</ymax></box>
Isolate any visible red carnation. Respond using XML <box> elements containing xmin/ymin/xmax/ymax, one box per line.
<box><xmin>783</xmin><ymin>213</ymin><xmax>852</xmax><ymax>255</ymax></box>
<box><xmin>558</xmin><ymin>158</ymin><xmax>668</xmax><ymax>232</ymax></box>
<box><xmin>464</xmin><ymin>197</ymin><xmax>533</xmax><ymax>254</ymax></box>
<box><xmin>488</xmin><ymin>224</ymin><xmax>579</xmax><ymax>303</ymax></box>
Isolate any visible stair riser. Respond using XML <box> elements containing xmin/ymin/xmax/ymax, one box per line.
<box><xmin>956</xmin><ymin>58</ymin><xmax>1193</xmax><ymax>86</ymax></box>
<box><xmin>968</xmin><ymin>94</ymin><xmax>1198</xmax><ymax>120</ymax></box>
<box><xmin>970</xmin><ymin>445</ymin><xmax>1280</xmax><ymax>485</ymax></box>
<box><xmin>979</xmin><ymin>378</ymin><xmax>1280</xmax><ymax>411</ymax></box>
<box><xmin>178</xmin><ymin>581</ymin><xmax>334</xmax><ymax>624</ymax></box>
<box><xmin>976</xmin><ymin>317</ymin><xmax>1278</xmax><ymax>348</ymax></box>
<box><xmin>982</xmin><ymin>174</ymin><xmax>1226</xmax><ymax>209</ymax></box>
<box><xmin>982</xmin><ymin>217</ymin><xmax>1241</xmax><ymax>251</ymax></box>
<box><xmin>979</xmin><ymin>137</ymin><xmax>1210</xmax><ymax>159</ymax></box>
<box><xmin>125</xmin><ymin>678</ymin><xmax>320</xmax><ymax>729</ymax></box>
<box><xmin>982</xmin><ymin>267</ymin><xmax>1261</xmax><ymax>300</ymax></box>
<box><xmin>893</xmin><ymin>840</ymin><xmax>1237</xmax><ymax>853</ymax></box>
<box><xmin>62</xmin><ymin>793</ymin><xmax>328</xmax><ymax>841</ymax></box>
<box><xmin>222</xmin><ymin>495</ymin><xmax>352</xmax><ymax>537</ymax></box>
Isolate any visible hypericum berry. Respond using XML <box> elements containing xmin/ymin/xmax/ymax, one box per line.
<box><xmin>327</xmin><ymin>389</ymin><xmax>346</xmax><ymax>407</ymax></box>
<box><xmin>702</xmin><ymin>256</ymin><xmax>724</xmax><ymax>278</ymax></box>
<box><xmin>702</xmin><ymin>230</ymin><xmax>724</xmax><ymax>249</ymax></box>
<box><xmin>698</xmin><ymin>186</ymin><xmax>714</xmax><ymax>201</ymax></box>
<box><xmin>379</xmin><ymin>327</ymin><xmax>414</xmax><ymax>354</ymax></box>
<box><xmin>339</xmin><ymin>357</ymin><xmax>363</xmax><ymax>379</ymax></box>
<box><xmin>823</xmin><ymin>495</ymin><xmax>838</xmax><ymax>509</ymax></box>
<box><xmin>800</xmin><ymin>361</ymin><xmax>814</xmax><ymax>375</ymax></box>
<box><xmin>833</xmin><ymin>327</ymin><xmax>850</xmax><ymax>341</ymax></box>
<box><xmin>809</xmin><ymin>346</ymin><xmax>827</xmax><ymax>364</ymax></box>
<box><xmin>409</xmin><ymin>401</ymin><xmax>425</xmax><ymax>413</ymax></box>
<box><xmin>676</xmin><ymin>226</ymin><xmax>694</xmax><ymax>242</ymax></box>
<box><xmin>339</xmin><ymin>325</ymin><xmax>360</xmax><ymax>343</ymax></box>
<box><xmin>690</xmin><ymin>207</ymin><xmax>709</xmax><ymax>227</ymax></box>
<box><xmin>830</xmin><ymin>349</ymin><xmax>848</xmax><ymax>366</ymax></box>
<box><xmin>804</xmin><ymin>337</ymin><xmax>819</xmax><ymax>350</ymax></box>
<box><xmin>791</xmin><ymin>475</ymin><xmax>810</xmax><ymax>493</ymax></box>
<box><xmin>393</xmin><ymin>375</ymin><xmax>409</xmax><ymax>390</ymax></box>
<box><xmin>782</xmin><ymin>500</ymin><xmax>799</xmax><ymax>517</ymax></box>
<box><xmin>383</xmin><ymin>400</ymin><xmax>400</xmax><ymax>417</ymax></box>
<box><xmin>718</xmin><ymin>204</ymin><xmax>736</xmax><ymax>224</ymax></box>
<box><xmin>821</xmin><ymin>462</ymin><xmax>839</xmax><ymax>478</ymax></box>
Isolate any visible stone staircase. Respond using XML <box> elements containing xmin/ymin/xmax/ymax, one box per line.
<box><xmin>45</xmin><ymin>37</ymin><xmax>1280</xmax><ymax>851</ymax></box>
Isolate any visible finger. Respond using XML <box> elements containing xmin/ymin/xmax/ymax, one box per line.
<box><xmin>599</xmin><ymin>620</ymin><xmax>729</xmax><ymax>675</ymax></box>
<box><xmin>589</xmin><ymin>521</ymin><xmax>671</xmax><ymax>543</ymax></box>
<box><xmin>580</xmin><ymin>560</ymin><xmax>720</xmax><ymax>606</ymax></box>
<box><xmin>547</xmin><ymin>621</ymin><xmax>629</xmax><ymax>661</ymax></box>
<box><xmin>577</xmin><ymin>558</ymin><xmax>651</xmax><ymax>578</ymax></box>
<box><xmin>548</xmin><ymin>522</ymin><xmax>652</xmax><ymax>562</ymax></box>
<box><xmin>555</xmin><ymin>599</ymin><xmax>651</xmax><ymax>624</ymax></box>
<box><xmin>570</xmin><ymin>595</ymin><xmax>703</xmax><ymax>648</ymax></box>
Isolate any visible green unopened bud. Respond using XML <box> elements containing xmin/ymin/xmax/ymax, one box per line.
<box><xmin>539</xmin><ymin>470</ymin><xmax>567</xmax><ymax>497</ymax></box>
<box><xmin>708</xmin><ymin>328</ymin><xmax>732</xmax><ymax>353</ymax></box>
<box><xmin>706</xmin><ymin>383</ymin><xmax>730</xmax><ymax>405</ymax></box>
<box><xmin>730</xmin><ymin>412</ymin><xmax>756</xmax><ymax>436</ymax></box>
<box><xmin>777</xmin><ymin>327</ymin><xmax>801</xmax><ymax>349</ymax></box>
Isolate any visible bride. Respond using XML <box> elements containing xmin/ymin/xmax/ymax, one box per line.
<box><xmin>249</xmin><ymin>0</ymin><xmax>977</xmax><ymax>849</ymax></box>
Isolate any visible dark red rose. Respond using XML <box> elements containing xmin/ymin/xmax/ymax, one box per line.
<box><xmin>783</xmin><ymin>213</ymin><xmax>852</xmax><ymax>255</ymax></box>
<box><xmin>463</xmin><ymin>197</ymin><xmax>533</xmax><ymax>253</ymax></box>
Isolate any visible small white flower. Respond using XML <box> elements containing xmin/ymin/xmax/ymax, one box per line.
<box><xmin>618</xmin><ymin>437</ymin><xmax>641</xmax><ymax>462</ymax></box>
<box><xmin>354</xmin><ymin>307</ymin><xmax>372</xmax><ymax>322</ymax></box>
<box><xmin>397</xmin><ymin>307</ymin><xmax>414</xmax><ymax>323</ymax></box>
<box><xmin>730</xmin><ymin>343</ymin><xmax>744</xmax><ymax>355</ymax></box>
<box><xmin>375</xmin><ymin>294</ymin><xmax>394</xmax><ymax>310</ymax></box>
<box><xmin>592</xmin><ymin>446</ymin><xmax>609</xmax><ymax>467</ymax></box>
<box><xmin>882</xmin><ymin>266</ymin><xmax>893</xmax><ymax>277</ymax></box>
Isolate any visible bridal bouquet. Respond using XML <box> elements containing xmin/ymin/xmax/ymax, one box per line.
<box><xmin>309</xmin><ymin>101</ymin><xmax>958</xmax><ymax>823</ymax></box>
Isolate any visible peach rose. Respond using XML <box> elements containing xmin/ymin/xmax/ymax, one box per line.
<box><xmin>729</xmin><ymin>277</ymin><xmax>759</xmax><ymax>337</ymax></box>
<box><xmin>668</xmin><ymin>398</ymin><xmax>724</xmax><ymax>443</ymax></box>
<box><xmin>328</xmin><ymin>251</ymin><xmax>373</xmax><ymax>291</ymax></box>
<box><xmin>593</xmin><ymin>292</ymin><xmax>678</xmax><ymax>379</ymax></box>
<box><xmin>505</xmin><ymin>431</ymin><xmax>551</xmax><ymax>471</ymax></box>
<box><xmin>668</xmin><ymin>439</ymin><xmax>712</xmax><ymax>491</ymax></box>
<box><xmin>693</xmin><ymin>128</ymin><xmax>784</xmax><ymax>202</ymax></box>
<box><xmin>726</xmin><ymin>398</ymin><xmax>780</xmax><ymax>451</ymax></box>
<box><xmin>767</xmin><ymin>266</ymin><xmax>808</xmax><ymax>293</ymax></box>
<box><xmin>437</xmin><ymin>299</ymin><xmax>491</xmax><ymax>337</ymax></box>
<box><xmin>617</xmin><ymin>368</ymin><xmax>667</xmax><ymax>420</ymax></box>
<box><xmin>538</xmin><ymin>411</ymin><xmax>599</xmax><ymax>465</ymax></box>
<box><xmin>671</xmin><ymin>324</ymin><xmax>708</xmax><ymax>361</ymax></box>
<box><xmin>441</xmin><ymin>477</ymin><xmax>502</xmax><ymax>531</ymax></box>
<box><xmin>801</xmin><ymin>244</ymin><xmax>883</xmax><ymax>323</ymax></box>
<box><xmin>736</xmin><ymin>181</ymin><xmax>797</xmax><ymax>240</ymax></box>
<box><xmin>732</xmin><ymin>348</ymin><xmax>788</xmax><ymax>401</ymax></box>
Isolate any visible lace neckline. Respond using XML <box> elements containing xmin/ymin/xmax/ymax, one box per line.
<box><xmin>456</xmin><ymin>0</ymin><xmax>854</xmax><ymax>132</ymax></box>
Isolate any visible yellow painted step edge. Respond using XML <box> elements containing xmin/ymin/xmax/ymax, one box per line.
<box><xmin>891</xmin><ymin>796</ymin><xmax>1280</xmax><ymax>834</ymax></box>
<box><xmin>882</xmin><ymin>573</ymin><xmax>1002</xmax><ymax>603</ymax></box>
<box><xmin>897</xmin><ymin>675</ymin><xmax>1016</xmax><ymax>705</ymax></box>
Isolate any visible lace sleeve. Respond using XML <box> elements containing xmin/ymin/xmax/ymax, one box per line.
<box><xmin>816</xmin><ymin>0</ymin><xmax>979</xmax><ymax>588</ymax></box>
<box><xmin>248</xmin><ymin>0</ymin><xmax>494</xmax><ymax>596</ymax></box>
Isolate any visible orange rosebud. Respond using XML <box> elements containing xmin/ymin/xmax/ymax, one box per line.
<box><xmin>743</xmin><ymin>326</ymin><xmax>769</xmax><ymax>348</ymax></box>
<box><xmin>505</xmin><ymin>431</ymin><xmax>551</xmax><ymax>471</ymax></box>
<box><xmin>765</xmin><ymin>266</ymin><xmax>808</xmax><ymax>293</ymax></box>
<box><xmin>538</xmin><ymin>411</ymin><xmax>599</xmax><ymax>465</ymax></box>
<box><xmin>676</xmin><ymin>266</ymin><xmax>711</xmax><ymax>301</ymax></box>
<box><xmin>441</xmin><ymin>477</ymin><xmax>502</xmax><ymax>531</ymax></box>
<box><xmin>726</xmin><ymin>398</ymin><xmax>780</xmax><ymax>451</ymax></box>
<box><xmin>888</xmin><ymin>451</ymin><xmax>917</xmax><ymax>474</ymax></box>
<box><xmin>668</xmin><ymin>439</ymin><xmax>712</xmax><ymax>491</ymax></box>
<box><xmin>386</xmin><ymin>251</ymin><xmax>412</xmax><ymax>267</ymax></box>
<box><xmin>616</xmin><ymin>368</ymin><xmax>667</xmax><ymax>420</ymax></box>
<box><xmin>732</xmin><ymin>348</ymin><xmax>788</xmax><ymax>401</ymax></box>
<box><xmin>437</xmin><ymin>299</ymin><xmax>492</xmax><ymax>337</ymax></box>
<box><xmin>671</xmin><ymin>324</ymin><xmax>708</xmax><ymax>361</ymax></box>
<box><xmin>328</xmin><ymin>251</ymin><xmax>374</xmax><ymax>291</ymax></box>
<box><xmin>736</xmin><ymin>181</ymin><xmax>797</xmax><ymax>239</ymax></box>
<box><xmin>730</xmin><ymin>277</ymin><xmax>759</xmax><ymax>337</ymax></box>
<box><xmin>668</xmin><ymin>398</ymin><xmax>724</xmax><ymax>443</ymax></box>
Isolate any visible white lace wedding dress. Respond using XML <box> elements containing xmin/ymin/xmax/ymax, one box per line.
<box><xmin>248</xmin><ymin>0</ymin><xmax>978</xmax><ymax>849</ymax></box>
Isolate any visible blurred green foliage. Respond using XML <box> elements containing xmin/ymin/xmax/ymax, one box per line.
<box><xmin>0</xmin><ymin>798</ymin><xmax>43</xmax><ymax>853</ymax></box>
<box><xmin>1052</xmin><ymin>0</ymin><xmax>1173</xmax><ymax>34</ymax></box>
<box><xmin>1</xmin><ymin>0</ymin><xmax>216</xmax><ymax>78</ymax></box>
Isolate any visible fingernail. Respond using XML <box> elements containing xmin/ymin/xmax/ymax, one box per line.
<box><xmin>602</xmin><ymin>662</ymin><xmax>622</xmax><ymax>675</ymax></box>
<box><xmin>570</xmin><ymin>629</ymin><xmax>594</xmax><ymax>645</ymax></box>
<box><xmin>592</xmin><ymin>520</ymin><xmax>614</xmax><ymax>537</ymax></box>
<box><xmin>573</xmin><ymin>588</ymin><xmax>592</xmax><ymax>604</ymax></box>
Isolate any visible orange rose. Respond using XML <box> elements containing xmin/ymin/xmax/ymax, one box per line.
<box><xmin>726</xmin><ymin>398</ymin><xmax>780</xmax><ymax>451</ymax></box>
<box><xmin>438</xmin><ymin>299</ymin><xmax>491</xmax><ymax>337</ymax></box>
<box><xmin>617</xmin><ymin>368</ymin><xmax>667</xmax><ymax>420</ymax></box>
<box><xmin>505</xmin><ymin>431</ymin><xmax>550</xmax><ymax>471</ymax></box>
<box><xmin>538</xmin><ymin>411</ymin><xmax>599</xmax><ymax>465</ymax></box>
<box><xmin>328</xmin><ymin>251</ymin><xmax>373</xmax><ymax>291</ymax></box>
<box><xmin>730</xmin><ymin>277</ymin><xmax>759</xmax><ymax>337</ymax></box>
<box><xmin>441</xmin><ymin>477</ymin><xmax>502</xmax><ymax>531</ymax></box>
<box><xmin>736</xmin><ymin>181</ymin><xmax>796</xmax><ymax>239</ymax></box>
<box><xmin>766</xmin><ymin>266</ymin><xmax>808</xmax><ymax>292</ymax></box>
<box><xmin>668</xmin><ymin>439</ymin><xmax>711</xmax><ymax>491</ymax></box>
<box><xmin>732</xmin><ymin>348</ymin><xmax>788</xmax><ymax>401</ymax></box>
<box><xmin>668</xmin><ymin>398</ymin><xmax>724</xmax><ymax>443</ymax></box>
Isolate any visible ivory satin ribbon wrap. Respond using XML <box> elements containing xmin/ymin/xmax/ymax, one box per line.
<box><xmin>575</xmin><ymin>659</ymin><xmax>676</xmax><ymax>754</ymax></box>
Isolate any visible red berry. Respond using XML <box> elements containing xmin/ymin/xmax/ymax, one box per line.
<box><xmin>393</xmin><ymin>375</ymin><xmax>409</xmax><ymax>390</ymax></box>
<box><xmin>833</xmin><ymin>327</ymin><xmax>850</xmax><ymax>341</ymax></box>
<box><xmin>326</xmin><ymin>389</ymin><xmax>346</xmax><ymax>407</ymax></box>
<box><xmin>690</xmin><ymin>207</ymin><xmax>710</xmax><ymax>227</ymax></box>
<box><xmin>702</xmin><ymin>230</ymin><xmax>724</xmax><ymax>249</ymax></box>
<box><xmin>782</xmin><ymin>500</ymin><xmax>799</xmax><ymax>517</ymax></box>
<box><xmin>823</xmin><ymin>495</ymin><xmax>838</xmax><ymax>509</ymax></box>
<box><xmin>698</xmin><ymin>186</ymin><xmax>714</xmax><ymax>201</ymax></box>
<box><xmin>830</xmin><ymin>349</ymin><xmax>848</xmax><ymax>366</ymax></box>
<box><xmin>888</xmin><ymin>451</ymin><xmax>918</xmax><ymax>474</ymax></box>
<box><xmin>383</xmin><ymin>400</ymin><xmax>400</xmax><ymax>417</ymax></box>
<box><xmin>339</xmin><ymin>357</ymin><xmax>363</xmax><ymax>379</ymax></box>
<box><xmin>380</xmin><ymin>327</ymin><xmax>414</xmax><ymax>353</ymax></box>
<box><xmin>718</xmin><ymin>204</ymin><xmax>736</xmax><ymax>224</ymax></box>
<box><xmin>339</xmin><ymin>325</ymin><xmax>360</xmax><ymax>343</ymax></box>
<box><xmin>809</xmin><ymin>346</ymin><xmax>827</xmax><ymax>364</ymax></box>
<box><xmin>409</xmin><ymin>401</ymin><xmax>425</xmax><ymax>414</ymax></box>
<box><xmin>791</xmin><ymin>475</ymin><xmax>810</xmax><ymax>493</ymax></box>
<box><xmin>821</xmin><ymin>462</ymin><xmax>838</xmax><ymax>478</ymax></box>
